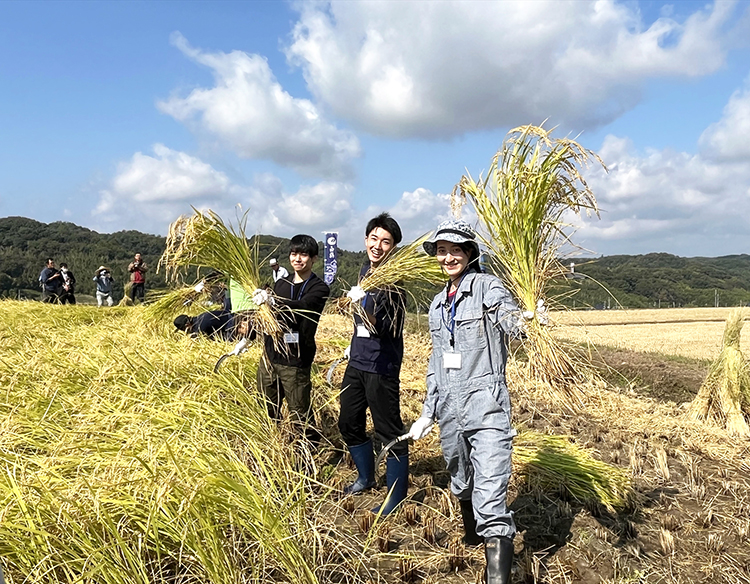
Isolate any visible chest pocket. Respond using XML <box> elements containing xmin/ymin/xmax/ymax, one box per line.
<box><xmin>454</xmin><ymin>308</ymin><xmax>488</xmax><ymax>350</ymax></box>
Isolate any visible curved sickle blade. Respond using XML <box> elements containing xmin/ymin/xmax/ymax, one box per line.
<box><xmin>213</xmin><ymin>353</ymin><xmax>231</xmax><ymax>374</ymax></box>
<box><xmin>326</xmin><ymin>358</ymin><xmax>344</xmax><ymax>385</ymax></box>
<box><xmin>375</xmin><ymin>433</ymin><xmax>410</xmax><ymax>470</ymax></box>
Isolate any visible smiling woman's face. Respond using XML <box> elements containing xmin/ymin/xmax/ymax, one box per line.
<box><xmin>436</xmin><ymin>241</ymin><xmax>469</xmax><ymax>279</ymax></box>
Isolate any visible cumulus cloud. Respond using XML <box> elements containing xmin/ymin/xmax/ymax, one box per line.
<box><xmin>286</xmin><ymin>0</ymin><xmax>741</xmax><ymax>138</ymax></box>
<box><xmin>575</xmin><ymin>126</ymin><xmax>750</xmax><ymax>256</ymax></box>
<box><xmin>699</xmin><ymin>80</ymin><xmax>750</xmax><ymax>161</ymax></box>
<box><xmin>92</xmin><ymin>144</ymin><xmax>360</xmax><ymax>238</ymax></box>
<box><xmin>158</xmin><ymin>32</ymin><xmax>361</xmax><ymax>179</ymax></box>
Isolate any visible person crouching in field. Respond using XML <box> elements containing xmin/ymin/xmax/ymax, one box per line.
<box><xmin>407</xmin><ymin>219</ymin><xmax>526</xmax><ymax>584</ymax></box>
<box><xmin>339</xmin><ymin>213</ymin><xmax>408</xmax><ymax>517</ymax></box>
<box><xmin>253</xmin><ymin>234</ymin><xmax>329</xmax><ymax>444</ymax></box>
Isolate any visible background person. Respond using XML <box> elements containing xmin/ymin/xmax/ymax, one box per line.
<box><xmin>269</xmin><ymin>257</ymin><xmax>289</xmax><ymax>283</ymax></box>
<box><xmin>39</xmin><ymin>258</ymin><xmax>63</xmax><ymax>303</ymax></box>
<box><xmin>255</xmin><ymin>235</ymin><xmax>329</xmax><ymax>444</ymax></box>
<box><xmin>127</xmin><ymin>253</ymin><xmax>148</xmax><ymax>304</ymax></box>
<box><xmin>408</xmin><ymin>219</ymin><xmax>527</xmax><ymax>584</ymax></box>
<box><xmin>173</xmin><ymin>311</ymin><xmax>236</xmax><ymax>340</ymax></box>
<box><xmin>338</xmin><ymin>213</ymin><xmax>408</xmax><ymax>517</ymax></box>
<box><xmin>93</xmin><ymin>266</ymin><xmax>115</xmax><ymax>307</ymax></box>
<box><xmin>58</xmin><ymin>263</ymin><xmax>76</xmax><ymax>305</ymax></box>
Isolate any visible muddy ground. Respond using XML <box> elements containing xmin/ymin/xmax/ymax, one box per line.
<box><xmin>324</xmin><ymin>345</ymin><xmax>750</xmax><ymax>584</ymax></box>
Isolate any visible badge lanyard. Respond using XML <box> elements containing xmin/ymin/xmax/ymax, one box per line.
<box><xmin>441</xmin><ymin>272</ymin><xmax>468</xmax><ymax>348</ymax></box>
<box><xmin>291</xmin><ymin>275</ymin><xmax>312</xmax><ymax>301</ymax></box>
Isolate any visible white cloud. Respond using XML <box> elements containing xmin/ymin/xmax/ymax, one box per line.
<box><xmin>286</xmin><ymin>0</ymin><xmax>741</xmax><ymax>138</ymax></box>
<box><xmin>575</xmin><ymin>128</ymin><xmax>750</xmax><ymax>256</ymax></box>
<box><xmin>92</xmin><ymin>144</ymin><xmax>360</xmax><ymax>239</ymax></box>
<box><xmin>699</xmin><ymin>80</ymin><xmax>750</xmax><ymax>161</ymax></box>
<box><xmin>158</xmin><ymin>32</ymin><xmax>361</xmax><ymax>179</ymax></box>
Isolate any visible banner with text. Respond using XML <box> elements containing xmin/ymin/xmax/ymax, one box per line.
<box><xmin>323</xmin><ymin>232</ymin><xmax>338</xmax><ymax>285</ymax></box>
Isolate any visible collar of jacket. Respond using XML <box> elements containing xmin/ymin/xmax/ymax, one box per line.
<box><xmin>440</xmin><ymin>270</ymin><xmax>478</xmax><ymax>306</ymax></box>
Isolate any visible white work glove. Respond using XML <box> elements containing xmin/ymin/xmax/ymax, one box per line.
<box><xmin>344</xmin><ymin>345</ymin><xmax>351</xmax><ymax>360</ymax></box>
<box><xmin>230</xmin><ymin>337</ymin><xmax>250</xmax><ymax>356</ymax></box>
<box><xmin>346</xmin><ymin>285</ymin><xmax>366</xmax><ymax>303</ymax></box>
<box><xmin>407</xmin><ymin>417</ymin><xmax>434</xmax><ymax>441</ymax></box>
<box><xmin>193</xmin><ymin>281</ymin><xmax>205</xmax><ymax>293</ymax></box>
<box><xmin>252</xmin><ymin>288</ymin><xmax>273</xmax><ymax>306</ymax></box>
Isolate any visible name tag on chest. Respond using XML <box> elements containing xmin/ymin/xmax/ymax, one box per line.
<box><xmin>444</xmin><ymin>352</ymin><xmax>462</xmax><ymax>369</ymax></box>
<box><xmin>284</xmin><ymin>332</ymin><xmax>300</xmax><ymax>344</ymax></box>
<box><xmin>356</xmin><ymin>325</ymin><xmax>371</xmax><ymax>338</ymax></box>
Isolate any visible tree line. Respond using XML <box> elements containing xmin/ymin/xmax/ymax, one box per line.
<box><xmin>2</xmin><ymin>217</ymin><xmax>748</xmax><ymax>308</ymax></box>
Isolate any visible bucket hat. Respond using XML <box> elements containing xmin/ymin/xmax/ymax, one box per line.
<box><xmin>423</xmin><ymin>219</ymin><xmax>480</xmax><ymax>259</ymax></box>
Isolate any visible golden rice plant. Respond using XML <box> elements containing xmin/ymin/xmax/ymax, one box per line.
<box><xmin>338</xmin><ymin>233</ymin><xmax>445</xmax><ymax>324</ymax></box>
<box><xmin>0</xmin><ymin>300</ymin><xmax>364</xmax><ymax>584</ymax></box>
<box><xmin>514</xmin><ymin>430</ymin><xmax>632</xmax><ymax>512</ymax></box>
<box><xmin>159</xmin><ymin>208</ymin><xmax>284</xmax><ymax>340</ymax></box>
<box><xmin>689</xmin><ymin>309</ymin><xmax>750</xmax><ymax>437</ymax></box>
<box><xmin>141</xmin><ymin>286</ymin><xmax>217</xmax><ymax>325</ymax></box>
<box><xmin>460</xmin><ymin>124</ymin><xmax>605</xmax><ymax>409</ymax></box>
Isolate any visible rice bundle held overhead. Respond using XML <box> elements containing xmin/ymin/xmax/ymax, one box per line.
<box><xmin>159</xmin><ymin>209</ymin><xmax>284</xmax><ymax>339</ymax></box>
<box><xmin>460</xmin><ymin>124</ymin><xmax>604</xmax><ymax>407</ymax></box>
<box><xmin>689</xmin><ymin>309</ymin><xmax>750</xmax><ymax>437</ymax></box>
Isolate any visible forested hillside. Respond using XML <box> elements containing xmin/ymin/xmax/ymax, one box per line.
<box><xmin>2</xmin><ymin>217</ymin><xmax>748</xmax><ymax>308</ymax></box>
<box><xmin>0</xmin><ymin>217</ymin><xmax>367</xmax><ymax>302</ymax></box>
<box><xmin>562</xmin><ymin>253</ymin><xmax>750</xmax><ymax>308</ymax></box>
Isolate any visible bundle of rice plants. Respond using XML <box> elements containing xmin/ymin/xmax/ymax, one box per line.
<box><xmin>338</xmin><ymin>234</ymin><xmax>445</xmax><ymax>323</ymax></box>
<box><xmin>688</xmin><ymin>309</ymin><xmax>750</xmax><ymax>437</ymax></box>
<box><xmin>514</xmin><ymin>430</ymin><xmax>632</xmax><ymax>512</ymax></box>
<box><xmin>159</xmin><ymin>209</ymin><xmax>284</xmax><ymax>340</ymax></box>
<box><xmin>460</xmin><ymin>124</ymin><xmax>605</xmax><ymax>409</ymax></box>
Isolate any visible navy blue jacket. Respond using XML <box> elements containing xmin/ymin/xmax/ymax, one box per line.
<box><xmin>348</xmin><ymin>262</ymin><xmax>405</xmax><ymax>379</ymax></box>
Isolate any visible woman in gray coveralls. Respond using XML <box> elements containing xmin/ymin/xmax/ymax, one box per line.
<box><xmin>408</xmin><ymin>219</ymin><xmax>526</xmax><ymax>584</ymax></box>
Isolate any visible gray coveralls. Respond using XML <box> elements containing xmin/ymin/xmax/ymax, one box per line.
<box><xmin>421</xmin><ymin>271</ymin><xmax>523</xmax><ymax>539</ymax></box>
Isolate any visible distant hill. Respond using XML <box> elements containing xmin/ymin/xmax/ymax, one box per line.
<box><xmin>0</xmin><ymin>216</ymin><xmax>366</xmax><ymax>301</ymax></box>
<box><xmin>561</xmin><ymin>253</ymin><xmax>750</xmax><ymax>309</ymax></box>
<box><xmin>2</xmin><ymin>217</ymin><xmax>747</xmax><ymax>308</ymax></box>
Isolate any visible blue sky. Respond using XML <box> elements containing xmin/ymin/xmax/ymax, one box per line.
<box><xmin>1</xmin><ymin>0</ymin><xmax>750</xmax><ymax>256</ymax></box>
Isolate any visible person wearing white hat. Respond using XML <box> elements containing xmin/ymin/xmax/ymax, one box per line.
<box><xmin>269</xmin><ymin>258</ymin><xmax>289</xmax><ymax>283</ymax></box>
<box><xmin>408</xmin><ymin>219</ymin><xmax>527</xmax><ymax>584</ymax></box>
<box><xmin>93</xmin><ymin>266</ymin><xmax>114</xmax><ymax>307</ymax></box>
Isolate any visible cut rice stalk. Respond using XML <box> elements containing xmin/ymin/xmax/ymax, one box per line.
<box><xmin>159</xmin><ymin>208</ymin><xmax>285</xmax><ymax>342</ymax></box>
<box><xmin>460</xmin><ymin>124</ymin><xmax>605</xmax><ymax>409</ymax></box>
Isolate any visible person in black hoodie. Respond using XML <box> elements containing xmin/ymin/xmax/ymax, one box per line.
<box><xmin>338</xmin><ymin>212</ymin><xmax>408</xmax><ymax>517</ymax></box>
<box><xmin>253</xmin><ymin>234</ymin><xmax>329</xmax><ymax>441</ymax></box>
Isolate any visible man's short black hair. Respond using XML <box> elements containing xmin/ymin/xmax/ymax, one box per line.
<box><xmin>46</xmin><ymin>258</ymin><xmax>54</xmax><ymax>265</ymax></box>
<box><xmin>289</xmin><ymin>234</ymin><xmax>319</xmax><ymax>257</ymax></box>
<box><xmin>365</xmin><ymin>212</ymin><xmax>402</xmax><ymax>245</ymax></box>
<box><xmin>173</xmin><ymin>314</ymin><xmax>193</xmax><ymax>331</ymax></box>
<box><xmin>59</xmin><ymin>263</ymin><xmax>68</xmax><ymax>269</ymax></box>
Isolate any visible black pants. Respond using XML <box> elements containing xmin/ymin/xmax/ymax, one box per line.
<box><xmin>129</xmin><ymin>282</ymin><xmax>145</xmax><ymax>303</ymax></box>
<box><xmin>60</xmin><ymin>291</ymin><xmax>76</xmax><ymax>305</ymax></box>
<box><xmin>338</xmin><ymin>365</ymin><xmax>407</xmax><ymax>457</ymax></box>
<box><xmin>42</xmin><ymin>290</ymin><xmax>61</xmax><ymax>303</ymax></box>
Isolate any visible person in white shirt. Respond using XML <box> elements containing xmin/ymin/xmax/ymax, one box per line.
<box><xmin>270</xmin><ymin>258</ymin><xmax>289</xmax><ymax>282</ymax></box>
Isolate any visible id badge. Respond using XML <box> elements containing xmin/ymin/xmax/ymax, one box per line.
<box><xmin>444</xmin><ymin>352</ymin><xmax>462</xmax><ymax>369</ymax></box>
<box><xmin>283</xmin><ymin>332</ymin><xmax>300</xmax><ymax>344</ymax></box>
<box><xmin>356</xmin><ymin>325</ymin><xmax>371</xmax><ymax>338</ymax></box>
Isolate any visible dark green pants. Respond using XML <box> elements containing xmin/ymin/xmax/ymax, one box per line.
<box><xmin>256</xmin><ymin>358</ymin><xmax>313</xmax><ymax>425</ymax></box>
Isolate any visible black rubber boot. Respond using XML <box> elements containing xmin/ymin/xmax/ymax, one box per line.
<box><xmin>343</xmin><ymin>440</ymin><xmax>376</xmax><ymax>495</ymax></box>
<box><xmin>459</xmin><ymin>499</ymin><xmax>483</xmax><ymax>546</ymax></box>
<box><xmin>485</xmin><ymin>536</ymin><xmax>513</xmax><ymax>584</ymax></box>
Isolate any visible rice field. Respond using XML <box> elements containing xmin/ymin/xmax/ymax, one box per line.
<box><xmin>554</xmin><ymin>307</ymin><xmax>750</xmax><ymax>361</ymax></box>
<box><xmin>1</xmin><ymin>300</ymin><xmax>749</xmax><ymax>583</ymax></box>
